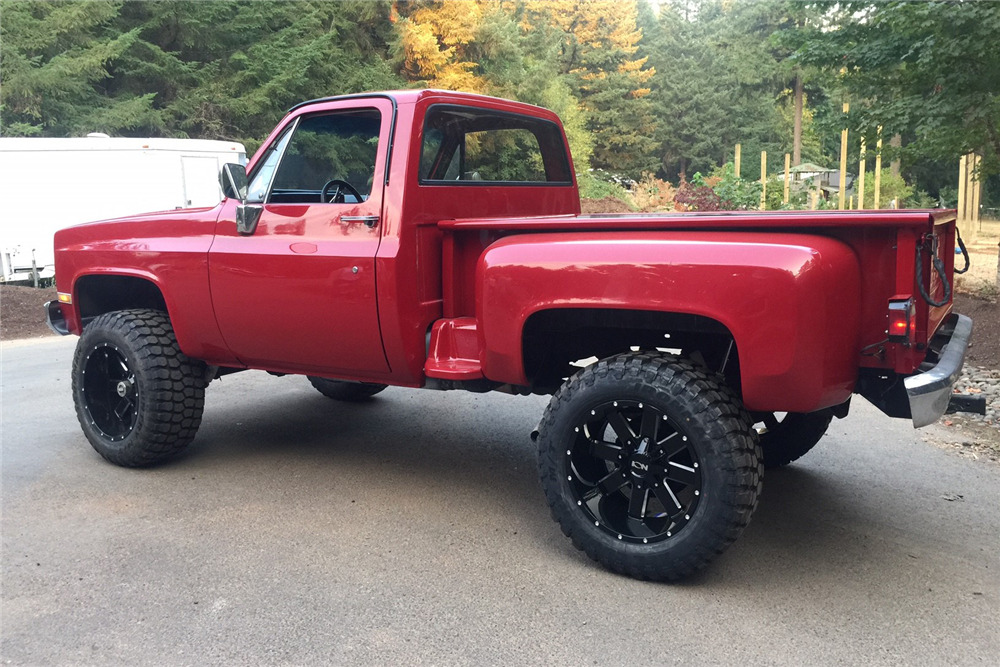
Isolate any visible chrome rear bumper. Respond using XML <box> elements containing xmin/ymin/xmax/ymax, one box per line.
<box><xmin>904</xmin><ymin>313</ymin><xmax>972</xmax><ymax>428</ymax></box>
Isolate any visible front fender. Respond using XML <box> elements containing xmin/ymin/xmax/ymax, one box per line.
<box><xmin>476</xmin><ymin>231</ymin><xmax>861</xmax><ymax>413</ymax></box>
<box><xmin>53</xmin><ymin>208</ymin><xmax>239</xmax><ymax>366</ymax></box>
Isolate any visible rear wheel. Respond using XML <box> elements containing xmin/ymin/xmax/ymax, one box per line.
<box><xmin>537</xmin><ymin>353</ymin><xmax>762</xmax><ymax>581</ymax></box>
<box><xmin>307</xmin><ymin>376</ymin><xmax>387</xmax><ymax>402</ymax></box>
<box><xmin>756</xmin><ymin>412</ymin><xmax>832</xmax><ymax>468</ymax></box>
<box><xmin>72</xmin><ymin>309</ymin><xmax>206</xmax><ymax>467</ymax></box>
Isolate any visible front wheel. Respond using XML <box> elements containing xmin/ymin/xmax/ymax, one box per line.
<box><xmin>537</xmin><ymin>353</ymin><xmax>762</xmax><ymax>581</ymax></box>
<box><xmin>72</xmin><ymin>309</ymin><xmax>206</xmax><ymax>467</ymax></box>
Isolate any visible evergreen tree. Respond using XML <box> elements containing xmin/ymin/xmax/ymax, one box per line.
<box><xmin>519</xmin><ymin>0</ymin><xmax>658</xmax><ymax>177</ymax></box>
<box><xmin>1</xmin><ymin>0</ymin><xmax>161</xmax><ymax>136</ymax></box>
<box><xmin>639</xmin><ymin>0</ymin><xmax>787</xmax><ymax>180</ymax></box>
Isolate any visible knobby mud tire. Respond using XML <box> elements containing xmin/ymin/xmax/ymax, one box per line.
<box><xmin>537</xmin><ymin>353</ymin><xmax>762</xmax><ymax>581</ymax></box>
<box><xmin>72</xmin><ymin>309</ymin><xmax>206</xmax><ymax>467</ymax></box>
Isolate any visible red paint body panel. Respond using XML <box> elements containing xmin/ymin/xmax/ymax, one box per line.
<box><xmin>208</xmin><ymin>199</ymin><xmax>389</xmax><ymax>375</ymax></box>
<box><xmin>425</xmin><ymin>317</ymin><xmax>483</xmax><ymax>379</ymax></box>
<box><xmin>50</xmin><ymin>90</ymin><xmax>960</xmax><ymax>418</ymax></box>
<box><xmin>475</xmin><ymin>232</ymin><xmax>861</xmax><ymax>413</ymax></box>
<box><xmin>439</xmin><ymin>209</ymin><xmax>953</xmax><ymax>231</ymax></box>
<box><xmin>207</xmin><ymin>96</ymin><xmax>395</xmax><ymax>377</ymax></box>
<box><xmin>53</xmin><ymin>207</ymin><xmax>239</xmax><ymax>365</ymax></box>
<box><xmin>372</xmin><ymin>93</ymin><xmax>581</xmax><ymax>386</ymax></box>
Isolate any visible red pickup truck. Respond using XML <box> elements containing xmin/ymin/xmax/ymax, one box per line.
<box><xmin>48</xmin><ymin>90</ymin><xmax>978</xmax><ymax>581</ymax></box>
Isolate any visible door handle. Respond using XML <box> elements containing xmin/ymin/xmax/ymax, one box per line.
<box><xmin>339</xmin><ymin>215</ymin><xmax>379</xmax><ymax>228</ymax></box>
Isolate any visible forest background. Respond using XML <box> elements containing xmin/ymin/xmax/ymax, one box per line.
<box><xmin>2</xmin><ymin>0</ymin><xmax>999</xmax><ymax>212</ymax></box>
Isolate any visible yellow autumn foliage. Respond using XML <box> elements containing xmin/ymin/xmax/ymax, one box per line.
<box><xmin>397</xmin><ymin>0</ymin><xmax>485</xmax><ymax>92</ymax></box>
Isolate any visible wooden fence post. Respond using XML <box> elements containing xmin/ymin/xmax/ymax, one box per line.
<box><xmin>874</xmin><ymin>126</ymin><xmax>883</xmax><ymax>209</ymax></box>
<box><xmin>760</xmin><ymin>151</ymin><xmax>767</xmax><ymax>211</ymax></box>
<box><xmin>957</xmin><ymin>154</ymin><xmax>968</xmax><ymax>221</ymax></box>
<box><xmin>838</xmin><ymin>102</ymin><xmax>849</xmax><ymax>210</ymax></box>
<box><xmin>783</xmin><ymin>153</ymin><xmax>790</xmax><ymax>204</ymax></box>
<box><xmin>857</xmin><ymin>137</ymin><xmax>866</xmax><ymax>209</ymax></box>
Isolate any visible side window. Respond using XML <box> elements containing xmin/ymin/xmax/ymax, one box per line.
<box><xmin>419</xmin><ymin>105</ymin><xmax>572</xmax><ymax>185</ymax></box>
<box><xmin>247</xmin><ymin>109</ymin><xmax>382</xmax><ymax>205</ymax></box>
<box><xmin>269</xmin><ymin>110</ymin><xmax>381</xmax><ymax>204</ymax></box>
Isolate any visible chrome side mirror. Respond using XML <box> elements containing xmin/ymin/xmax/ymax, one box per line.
<box><xmin>220</xmin><ymin>163</ymin><xmax>261</xmax><ymax>236</ymax></box>
<box><xmin>221</xmin><ymin>163</ymin><xmax>248</xmax><ymax>201</ymax></box>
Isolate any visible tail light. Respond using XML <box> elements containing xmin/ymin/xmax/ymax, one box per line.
<box><xmin>888</xmin><ymin>298</ymin><xmax>915</xmax><ymax>344</ymax></box>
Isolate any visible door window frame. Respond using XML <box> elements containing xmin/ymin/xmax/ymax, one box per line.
<box><xmin>247</xmin><ymin>119</ymin><xmax>298</xmax><ymax>204</ymax></box>
<box><xmin>246</xmin><ymin>96</ymin><xmax>398</xmax><ymax>208</ymax></box>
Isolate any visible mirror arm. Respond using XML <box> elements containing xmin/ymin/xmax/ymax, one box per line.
<box><xmin>236</xmin><ymin>205</ymin><xmax>263</xmax><ymax>236</ymax></box>
<box><xmin>221</xmin><ymin>163</ymin><xmax>262</xmax><ymax>235</ymax></box>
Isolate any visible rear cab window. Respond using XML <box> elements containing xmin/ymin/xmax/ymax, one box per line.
<box><xmin>419</xmin><ymin>105</ymin><xmax>572</xmax><ymax>186</ymax></box>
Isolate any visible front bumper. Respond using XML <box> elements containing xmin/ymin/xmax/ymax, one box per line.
<box><xmin>904</xmin><ymin>313</ymin><xmax>973</xmax><ymax>428</ymax></box>
<box><xmin>44</xmin><ymin>300</ymin><xmax>70</xmax><ymax>336</ymax></box>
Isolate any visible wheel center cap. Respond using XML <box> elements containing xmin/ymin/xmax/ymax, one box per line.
<box><xmin>630</xmin><ymin>438</ymin><xmax>652</xmax><ymax>478</ymax></box>
<box><xmin>630</xmin><ymin>457</ymin><xmax>650</xmax><ymax>476</ymax></box>
<box><xmin>116</xmin><ymin>381</ymin><xmax>130</xmax><ymax>398</ymax></box>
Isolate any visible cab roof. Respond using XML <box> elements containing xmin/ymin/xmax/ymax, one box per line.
<box><xmin>288</xmin><ymin>89</ymin><xmax>556</xmax><ymax>120</ymax></box>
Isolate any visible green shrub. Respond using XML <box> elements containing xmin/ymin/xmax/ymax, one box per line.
<box><xmin>861</xmin><ymin>169</ymin><xmax>914</xmax><ymax>208</ymax></box>
<box><xmin>579</xmin><ymin>171</ymin><xmax>633</xmax><ymax>201</ymax></box>
<box><xmin>708</xmin><ymin>163</ymin><xmax>763</xmax><ymax>211</ymax></box>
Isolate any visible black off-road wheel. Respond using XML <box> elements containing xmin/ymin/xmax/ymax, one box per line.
<box><xmin>756</xmin><ymin>412</ymin><xmax>832</xmax><ymax>469</ymax></box>
<box><xmin>307</xmin><ymin>376</ymin><xmax>387</xmax><ymax>402</ymax></box>
<box><xmin>72</xmin><ymin>309</ymin><xmax>206</xmax><ymax>467</ymax></box>
<box><xmin>537</xmin><ymin>353</ymin><xmax>762</xmax><ymax>581</ymax></box>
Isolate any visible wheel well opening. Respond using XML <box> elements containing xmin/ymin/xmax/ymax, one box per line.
<box><xmin>76</xmin><ymin>275</ymin><xmax>168</xmax><ymax>322</ymax></box>
<box><xmin>522</xmin><ymin>308</ymin><xmax>740</xmax><ymax>393</ymax></box>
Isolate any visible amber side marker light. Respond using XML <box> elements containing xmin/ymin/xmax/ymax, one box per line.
<box><xmin>57</xmin><ymin>292</ymin><xmax>72</xmax><ymax>304</ymax></box>
<box><xmin>887</xmin><ymin>299</ymin><xmax>914</xmax><ymax>343</ymax></box>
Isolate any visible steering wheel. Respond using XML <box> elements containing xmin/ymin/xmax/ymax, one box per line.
<box><xmin>321</xmin><ymin>179</ymin><xmax>363</xmax><ymax>204</ymax></box>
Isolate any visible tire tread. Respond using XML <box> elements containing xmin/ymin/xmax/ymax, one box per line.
<box><xmin>72</xmin><ymin>309</ymin><xmax>205</xmax><ymax>467</ymax></box>
<box><xmin>537</xmin><ymin>352</ymin><xmax>762</xmax><ymax>581</ymax></box>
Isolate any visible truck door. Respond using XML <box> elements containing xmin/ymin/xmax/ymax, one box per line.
<box><xmin>208</xmin><ymin>100</ymin><xmax>392</xmax><ymax>376</ymax></box>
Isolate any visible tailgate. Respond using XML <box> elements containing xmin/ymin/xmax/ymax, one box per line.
<box><xmin>888</xmin><ymin>211</ymin><xmax>959</xmax><ymax>375</ymax></box>
<box><xmin>925</xmin><ymin>213</ymin><xmax>959</xmax><ymax>337</ymax></box>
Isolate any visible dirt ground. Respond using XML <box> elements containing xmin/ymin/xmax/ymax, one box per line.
<box><xmin>0</xmin><ymin>284</ymin><xmax>57</xmax><ymax>341</ymax></box>
<box><xmin>954</xmin><ymin>292</ymin><xmax>1000</xmax><ymax>366</ymax></box>
<box><xmin>953</xmin><ymin>218</ymin><xmax>1000</xmax><ymax>366</ymax></box>
<box><xmin>955</xmin><ymin>217</ymin><xmax>1000</xmax><ymax>301</ymax></box>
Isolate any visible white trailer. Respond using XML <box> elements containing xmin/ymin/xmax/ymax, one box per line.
<box><xmin>0</xmin><ymin>135</ymin><xmax>246</xmax><ymax>282</ymax></box>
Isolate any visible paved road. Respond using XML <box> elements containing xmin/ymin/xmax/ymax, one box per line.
<box><xmin>2</xmin><ymin>336</ymin><xmax>998</xmax><ymax>665</ymax></box>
